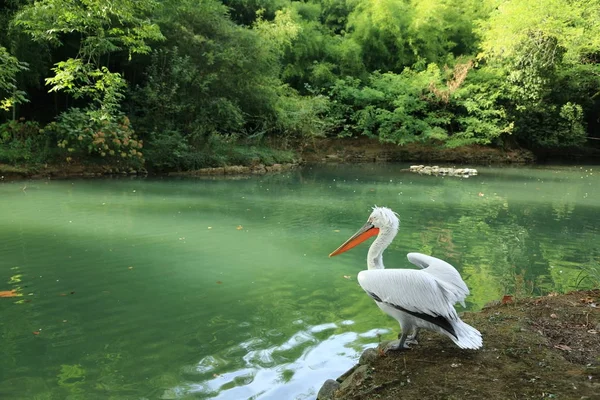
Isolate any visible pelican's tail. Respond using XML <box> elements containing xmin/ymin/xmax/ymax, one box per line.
<box><xmin>450</xmin><ymin>319</ymin><xmax>482</xmax><ymax>350</ymax></box>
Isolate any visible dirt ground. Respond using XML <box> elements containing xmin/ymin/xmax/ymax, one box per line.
<box><xmin>325</xmin><ymin>290</ymin><xmax>600</xmax><ymax>400</ymax></box>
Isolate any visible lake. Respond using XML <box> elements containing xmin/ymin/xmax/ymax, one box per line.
<box><xmin>0</xmin><ymin>164</ymin><xmax>598</xmax><ymax>399</ymax></box>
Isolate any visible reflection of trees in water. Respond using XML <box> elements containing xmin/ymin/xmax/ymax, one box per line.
<box><xmin>279</xmin><ymin>167</ymin><xmax>598</xmax><ymax>307</ymax></box>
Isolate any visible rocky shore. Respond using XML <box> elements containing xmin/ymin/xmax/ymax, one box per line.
<box><xmin>0</xmin><ymin>162</ymin><xmax>298</xmax><ymax>181</ymax></box>
<box><xmin>167</xmin><ymin>162</ymin><xmax>297</xmax><ymax>176</ymax></box>
<box><xmin>317</xmin><ymin>290</ymin><xmax>600</xmax><ymax>400</ymax></box>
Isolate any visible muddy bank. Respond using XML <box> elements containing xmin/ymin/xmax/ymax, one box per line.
<box><xmin>167</xmin><ymin>162</ymin><xmax>297</xmax><ymax>177</ymax></box>
<box><xmin>0</xmin><ymin>138</ymin><xmax>574</xmax><ymax>181</ymax></box>
<box><xmin>301</xmin><ymin>137</ymin><xmax>536</xmax><ymax>164</ymax></box>
<box><xmin>0</xmin><ymin>162</ymin><xmax>299</xmax><ymax>181</ymax></box>
<box><xmin>318</xmin><ymin>290</ymin><xmax>600</xmax><ymax>400</ymax></box>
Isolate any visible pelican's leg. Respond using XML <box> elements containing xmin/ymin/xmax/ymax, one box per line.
<box><xmin>397</xmin><ymin>327</ymin><xmax>419</xmax><ymax>345</ymax></box>
<box><xmin>383</xmin><ymin>332</ymin><xmax>412</xmax><ymax>353</ymax></box>
<box><xmin>384</xmin><ymin>325</ymin><xmax>414</xmax><ymax>353</ymax></box>
<box><xmin>406</xmin><ymin>328</ymin><xmax>420</xmax><ymax>345</ymax></box>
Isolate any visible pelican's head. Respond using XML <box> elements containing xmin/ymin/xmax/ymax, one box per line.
<box><xmin>329</xmin><ymin>206</ymin><xmax>399</xmax><ymax>257</ymax></box>
<box><xmin>367</xmin><ymin>206</ymin><xmax>400</xmax><ymax>231</ymax></box>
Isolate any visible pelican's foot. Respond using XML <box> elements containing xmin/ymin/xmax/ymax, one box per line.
<box><xmin>382</xmin><ymin>339</ymin><xmax>411</xmax><ymax>353</ymax></box>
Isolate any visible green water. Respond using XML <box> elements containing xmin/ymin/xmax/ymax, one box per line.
<box><xmin>0</xmin><ymin>164</ymin><xmax>598</xmax><ymax>399</ymax></box>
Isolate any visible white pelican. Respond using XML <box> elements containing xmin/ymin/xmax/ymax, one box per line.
<box><xmin>329</xmin><ymin>207</ymin><xmax>482</xmax><ymax>352</ymax></box>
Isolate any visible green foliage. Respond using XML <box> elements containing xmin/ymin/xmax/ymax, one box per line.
<box><xmin>477</xmin><ymin>0</ymin><xmax>600</xmax><ymax>148</ymax></box>
<box><xmin>1</xmin><ymin>0</ymin><xmax>600</xmax><ymax>168</ymax></box>
<box><xmin>478</xmin><ymin>0</ymin><xmax>600</xmax><ymax>66</ymax></box>
<box><xmin>144</xmin><ymin>131</ymin><xmax>295</xmax><ymax>171</ymax></box>
<box><xmin>13</xmin><ymin>0</ymin><xmax>164</xmax><ymax>61</ymax></box>
<box><xmin>46</xmin><ymin>59</ymin><xmax>127</xmax><ymax>115</ymax></box>
<box><xmin>0</xmin><ymin>119</ymin><xmax>49</xmax><ymax>163</ymax></box>
<box><xmin>0</xmin><ymin>46</ymin><xmax>28</xmax><ymax>114</ymax></box>
<box><xmin>275</xmin><ymin>85</ymin><xmax>330</xmax><ymax>137</ymax></box>
<box><xmin>451</xmin><ymin>67</ymin><xmax>514</xmax><ymax>147</ymax></box>
<box><xmin>327</xmin><ymin>61</ymin><xmax>510</xmax><ymax>147</ymax></box>
<box><xmin>43</xmin><ymin>108</ymin><xmax>143</xmax><ymax>163</ymax></box>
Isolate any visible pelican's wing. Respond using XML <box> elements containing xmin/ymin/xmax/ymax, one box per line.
<box><xmin>407</xmin><ymin>253</ymin><xmax>469</xmax><ymax>307</ymax></box>
<box><xmin>357</xmin><ymin>269</ymin><xmax>459</xmax><ymax>321</ymax></box>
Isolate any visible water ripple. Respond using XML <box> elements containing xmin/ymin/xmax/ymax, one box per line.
<box><xmin>168</xmin><ymin>323</ymin><xmax>390</xmax><ymax>400</ymax></box>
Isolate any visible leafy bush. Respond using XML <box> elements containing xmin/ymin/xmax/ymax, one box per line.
<box><xmin>144</xmin><ymin>130</ymin><xmax>296</xmax><ymax>172</ymax></box>
<box><xmin>0</xmin><ymin>119</ymin><xmax>49</xmax><ymax>164</ymax></box>
<box><xmin>275</xmin><ymin>85</ymin><xmax>330</xmax><ymax>138</ymax></box>
<box><xmin>43</xmin><ymin>108</ymin><xmax>143</xmax><ymax>164</ymax></box>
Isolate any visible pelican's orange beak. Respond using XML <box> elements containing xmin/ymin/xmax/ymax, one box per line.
<box><xmin>329</xmin><ymin>222</ymin><xmax>379</xmax><ymax>257</ymax></box>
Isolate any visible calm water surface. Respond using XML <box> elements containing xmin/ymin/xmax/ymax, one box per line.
<box><xmin>1</xmin><ymin>164</ymin><xmax>598</xmax><ymax>399</ymax></box>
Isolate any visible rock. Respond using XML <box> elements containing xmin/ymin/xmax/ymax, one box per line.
<box><xmin>251</xmin><ymin>164</ymin><xmax>267</xmax><ymax>174</ymax></box>
<box><xmin>317</xmin><ymin>379</ymin><xmax>340</xmax><ymax>400</ymax></box>
<box><xmin>338</xmin><ymin>365</ymin><xmax>370</xmax><ymax>393</ymax></box>
<box><xmin>409</xmin><ymin>165</ymin><xmax>479</xmax><ymax>177</ymax></box>
<box><xmin>359</xmin><ymin>348</ymin><xmax>379</xmax><ymax>365</ymax></box>
<box><xmin>224</xmin><ymin>165</ymin><xmax>250</xmax><ymax>174</ymax></box>
<box><xmin>336</xmin><ymin>365</ymin><xmax>358</xmax><ymax>383</ymax></box>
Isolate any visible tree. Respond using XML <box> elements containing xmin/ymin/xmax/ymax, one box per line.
<box><xmin>0</xmin><ymin>46</ymin><xmax>28</xmax><ymax>119</ymax></box>
<box><xmin>12</xmin><ymin>0</ymin><xmax>164</xmax><ymax>161</ymax></box>
<box><xmin>478</xmin><ymin>0</ymin><xmax>600</xmax><ymax>147</ymax></box>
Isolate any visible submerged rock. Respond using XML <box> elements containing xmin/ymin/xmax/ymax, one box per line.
<box><xmin>409</xmin><ymin>165</ymin><xmax>478</xmax><ymax>177</ymax></box>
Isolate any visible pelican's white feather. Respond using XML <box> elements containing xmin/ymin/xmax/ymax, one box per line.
<box><xmin>407</xmin><ymin>253</ymin><xmax>470</xmax><ymax>307</ymax></box>
<box><xmin>357</xmin><ymin>269</ymin><xmax>459</xmax><ymax>320</ymax></box>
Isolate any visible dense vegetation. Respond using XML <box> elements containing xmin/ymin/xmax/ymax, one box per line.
<box><xmin>1</xmin><ymin>0</ymin><xmax>599</xmax><ymax>171</ymax></box>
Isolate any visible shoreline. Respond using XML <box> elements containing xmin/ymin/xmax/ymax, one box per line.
<box><xmin>0</xmin><ymin>139</ymin><xmax>536</xmax><ymax>182</ymax></box>
<box><xmin>2</xmin><ymin>137</ymin><xmax>600</xmax><ymax>182</ymax></box>
<box><xmin>318</xmin><ymin>289</ymin><xmax>600</xmax><ymax>400</ymax></box>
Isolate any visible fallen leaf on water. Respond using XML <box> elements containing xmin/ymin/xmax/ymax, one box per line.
<box><xmin>63</xmin><ymin>320</ymin><xmax>68</xmax><ymax>323</ymax></box>
<box><xmin>501</xmin><ymin>295</ymin><xmax>513</xmax><ymax>304</ymax></box>
<box><xmin>128</xmin><ymin>266</ymin><xmax>134</xmax><ymax>270</ymax></box>
<box><xmin>216</xmin><ymin>281</ymin><xmax>223</xmax><ymax>284</ymax></box>
<box><xmin>32</xmin><ymin>331</ymin><xmax>40</xmax><ymax>335</ymax></box>
<box><xmin>70</xmin><ymin>291</ymin><xmax>75</xmax><ymax>295</ymax></box>
<box><xmin>0</xmin><ymin>290</ymin><xmax>19</xmax><ymax>298</ymax></box>
<box><xmin>208</xmin><ymin>227</ymin><xmax>212</xmax><ymax>230</ymax></box>
<box><xmin>343</xmin><ymin>275</ymin><xmax>351</xmax><ymax>279</ymax></box>
<box><xmin>333</xmin><ymin>229</ymin><xmax>340</xmax><ymax>232</ymax></box>
<box><xmin>554</xmin><ymin>344</ymin><xmax>572</xmax><ymax>351</ymax></box>
<box><xmin>478</xmin><ymin>192</ymin><xmax>485</xmax><ymax>197</ymax></box>
<box><xmin>550</xmin><ymin>313</ymin><xmax>558</xmax><ymax>319</ymax></box>
<box><xmin>236</xmin><ymin>225</ymin><xmax>243</xmax><ymax>230</ymax></box>
<box><xmin>59</xmin><ymin>293</ymin><xmax>67</xmax><ymax>296</ymax></box>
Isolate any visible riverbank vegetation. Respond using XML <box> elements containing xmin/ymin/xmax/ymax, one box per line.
<box><xmin>1</xmin><ymin>0</ymin><xmax>599</xmax><ymax>172</ymax></box>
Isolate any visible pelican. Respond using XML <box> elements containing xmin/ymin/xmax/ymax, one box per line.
<box><xmin>329</xmin><ymin>207</ymin><xmax>482</xmax><ymax>352</ymax></box>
